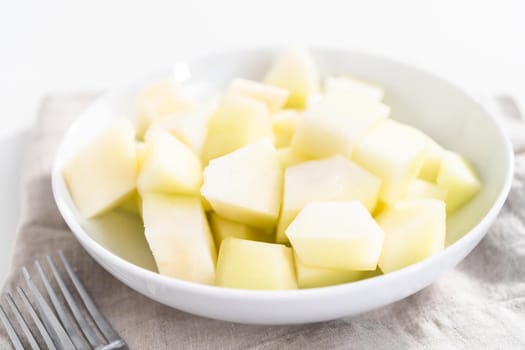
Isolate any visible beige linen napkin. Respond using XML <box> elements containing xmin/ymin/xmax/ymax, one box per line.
<box><xmin>1</xmin><ymin>94</ymin><xmax>524</xmax><ymax>349</ymax></box>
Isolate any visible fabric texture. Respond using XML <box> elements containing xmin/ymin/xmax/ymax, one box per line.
<box><xmin>1</xmin><ymin>94</ymin><xmax>524</xmax><ymax>349</ymax></box>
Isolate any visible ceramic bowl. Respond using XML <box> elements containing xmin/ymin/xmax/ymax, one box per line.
<box><xmin>52</xmin><ymin>48</ymin><xmax>513</xmax><ymax>324</ymax></box>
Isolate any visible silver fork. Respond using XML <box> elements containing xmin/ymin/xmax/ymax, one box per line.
<box><xmin>0</xmin><ymin>251</ymin><xmax>128</xmax><ymax>349</ymax></box>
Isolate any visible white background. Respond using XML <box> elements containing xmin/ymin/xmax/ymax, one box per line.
<box><xmin>1</xmin><ymin>0</ymin><xmax>525</xmax><ymax>139</ymax></box>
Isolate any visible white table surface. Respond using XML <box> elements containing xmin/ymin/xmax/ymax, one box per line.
<box><xmin>0</xmin><ymin>0</ymin><xmax>524</xmax><ymax>280</ymax></box>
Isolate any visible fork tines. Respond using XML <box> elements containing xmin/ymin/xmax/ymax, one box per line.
<box><xmin>0</xmin><ymin>251</ymin><xmax>127</xmax><ymax>350</ymax></box>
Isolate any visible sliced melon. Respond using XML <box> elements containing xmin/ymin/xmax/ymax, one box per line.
<box><xmin>286</xmin><ymin>201</ymin><xmax>384</xmax><ymax>270</ymax></box>
<box><xmin>63</xmin><ymin>119</ymin><xmax>137</xmax><ymax>218</ymax></box>
<box><xmin>215</xmin><ymin>238</ymin><xmax>297</xmax><ymax>290</ymax></box>
<box><xmin>201</xmin><ymin>140</ymin><xmax>282</xmax><ymax>228</ymax></box>
<box><xmin>264</xmin><ymin>48</ymin><xmax>320</xmax><ymax>108</ymax></box>
<box><xmin>376</xmin><ymin>199</ymin><xmax>446</xmax><ymax>273</ymax></box>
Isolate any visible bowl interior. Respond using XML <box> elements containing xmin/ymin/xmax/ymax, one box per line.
<box><xmin>53</xmin><ymin>48</ymin><xmax>512</xmax><ymax>274</ymax></box>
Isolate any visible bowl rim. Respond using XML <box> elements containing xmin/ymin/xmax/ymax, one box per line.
<box><xmin>51</xmin><ymin>46</ymin><xmax>515</xmax><ymax>300</ymax></box>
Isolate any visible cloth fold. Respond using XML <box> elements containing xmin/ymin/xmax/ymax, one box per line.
<box><xmin>1</xmin><ymin>94</ymin><xmax>524</xmax><ymax>349</ymax></box>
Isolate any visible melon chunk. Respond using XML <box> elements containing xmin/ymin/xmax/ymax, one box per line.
<box><xmin>271</xmin><ymin>110</ymin><xmax>300</xmax><ymax>148</ymax></box>
<box><xmin>291</xmin><ymin>91</ymin><xmax>389</xmax><ymax>158</ymax></box>
<box><xmin>201</xmin><ymin>140</ymin><xmax>282</xmax><ymax>228</ymax></box>
<box><xmin>294</xmin><ymin>253</ymin><xmax>365</xmax><ymax>289</ymax></box>
<box><xmin>201</xmin><ymin>94</ymin><xmax>272</xmax><ymax>163</ymax></box>
<box><xmin>135</xmin><ymin>80</ymin><xmax>193</xmax><ymax>138</ymax></box>
<box><xmin>138</xmin><ymin>129</ymin><xmax>202</xmax><ymax>196</ymax></box>
<box><xmin>144</xmin><ymin>101</ymin><xmax>216</xmax><ymax>156</ymax></box>
<box><xmin>208</xmin><ymin>212</ymin><xmax>272</xmax><ymax>246</ymax></box>
<box><xmin>142</xmin><ymin>194</ymin><xmax>216</xmax><ymax>284</ymax></box>
<box><xmin>374</xmin><ymin>179</ymin><xmax>447</xmax><ymax>216</ymax></box>
<box><xmin>353</xmin><ymin>120</ymin><xmax>428</xmax><ymax>204</ymax></box>
<box><xmin>404</xmin><ymin>179</ymin><xmax>448</xmax><ymax>201</ymax></box>
<box><xmin>63</xmin><ymin>119</ymin><xmax>137</xmax><ymax>218</ymax></box>
<box><xmin>264</xmin><ymin>48</ymin><xmax>320</xmax><ymax>108</ymax></box>
<box><xmin>376</xmin><ymin>199</ymin><xmax>446</xmax><ymax>273</ymax></box>
<box><xmin>437</xmin><ymin>151</ymin><xmax>481</xmax><ymax>213</ymax></box>
<box><xmin>276</xmin><ymin>156</ymin><xmax>380</xmax><ymax>243</ymax></box>
<box><xmin>228</xmin><ymin>78</ymin><xmax>289</xmax><ymax>113</ymax></box>
<box><xmin>286</xmin><ymin>201</ymin><xmax>384</xmax><ymax>270</ymax></box>
<box><xmin>325</xmin><ymin>76</ymin><xmax>384</xmax><ymax>101</ymax></box>
<box><xmin>419</xmin><ymin>136</ymin><xmax>445</xmax><ymax>182</ymax></box>
<box><xmin>215</xmin><ymin>238</ymin><xmax>297</xmax><ymax>290</ymax></box>
<box><xmin>276</xmin><ymin>147</ymin><xmax>312</xmax><ymax>168</ymax></box>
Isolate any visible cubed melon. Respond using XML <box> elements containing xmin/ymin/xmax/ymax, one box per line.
<box><xmin>276</xmin><ymin>156</ymin><xmax>381</xmax><ymax>243</ymax></box>
<box><xmin>208</xmin><ymin>212</ymin><xmax>272</xmax><ymax>246</ymax></box>
<box><xmin>291</xmin><ymin>91</ymin><xmax>390</xmax><ymax>158</ymax></box>
<box><xmin>138</xmin><ymin>129</ymin><xmax>202</xmax><ymax>196</ymax></box>
<box><xmin>215</xmin><ymin>238</ymin><xmax>297</xmax><ymax>290</ymax></box>
<box><xmin>374</xmin><ymin>179</ymin><xmax>447</xmax><ymax>216</ymax></box>
<box><xmin>419</xmin><ymin>136</ymin><xmax>445</xmax><ymax>182</ymax></box>
<box><xmin>144</xmin><ymin>100</ymin><xmax>216</xmax><ymax>156</ymax></box>
<box><xmin>294</xmin><ymin>253</ymin><xmax>365</xmax><ymax>289</ymax></box>
<box><xmin>276</xmin><ymin>147</ymin><xmax>312</xmax><ymax>168</ymax></box>
<box><xmin>264</xmin><ymin>48</ymin><xmax>320</xmax><ymax>108</ymax></box>
<box><xmin>135</xmin><ymin>80</ymin><xmax>193</xmax><ymax>138</ymax></box>
<box><xmin>376</xmin><ymin>199</ymin><xmax>446</xmax><ymax>273</ymax></box>
<box><xmin>404</xmin><ymin>179</ymin><xmax>448</xmax><ymax>201</ymax></box>
<box><xmin>62</xmin><ymin>119</ymin><xmax>137</xmax><ymax>218</ymax></box>
<box><xmin>228</xmin><ymin>78</ymin><xmax>289</xmax><ymax>113</ymax></box>
<box><xmin>142</xmin><ymin>194</ymin><xmax>216</xmax><ymax>284</ymax></box>
<box><xmin>201</xmin><ymin>94</ymin><xmax>272</xmax><ymax>163</ymax></box>
<box><xmin>286</xmin><ymin>201</ymin><xmax>385</xmax><ymax>270</ymax></box>
<box><xmin>353</xmin><ymin>120</ymin><xmax>428</xmax><ymax>204</ymax></box>
<box><xmin>201</xmin><ymin>140</ymin><xmax>282</xmax><ymax>228</ymax></box>
<box><xmin>324</xmin><ymin>76</ymin><xmax>384</xmax><ymax>101</ymax></box>
<box><xmin>271</xmin><ymin>110</ymin><xmax>300</xmax><ymax>148</ymax></box>
<box><xmin>437</xmin><ymin>151</ymin><xmax>481</xmax><ymax>213</ymax></box>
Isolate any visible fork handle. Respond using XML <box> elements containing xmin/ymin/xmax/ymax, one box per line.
<box><xmin>96</xmin><ymin>339</ymin><xmax>128</xmax><ymax>350</ymax></box>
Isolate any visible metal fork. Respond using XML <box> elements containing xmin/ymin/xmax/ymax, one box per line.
<box><xmin>0</xmin><ymin>251</ymin><xmax>128</xmax><ymax>349</ymax></box>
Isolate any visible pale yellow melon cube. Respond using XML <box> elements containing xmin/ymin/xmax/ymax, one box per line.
<box><xmin>294</xmin><ymin>253</ymin><xmax>365</xmax><ymax>289</ymax></box>
<box><xmin>419</xmin><ymin>136</ymin><xmax>445</xmax><ymax>182</ymax></box>
<box><xmin>138</xmin><ymin>129</ymin><xmax>202</xmax><ymax>196</ymax></box>
<box><xmin>271</xmin><ymin>110</ymin><xmax>300</xmax><ymax>148</ymax></box>
<box><xmin>276</xmin><ymin>147</ymin><xmax>312</xmax><ymax>168</ymax></box>
<box><xmin>286</xmin><ymin>201</ymin><xmax>385</xmax><ymax>270</ymax></box>
<box><xmin>264</xmin><ymin>48</ymin><xmax>320</xmax><ymax>108</ymax></box>
<box><xmin>291</xmin><ymin>91</ymin><xmax>390</xmax><ymax>158</ymax></box>
<box><xmin>142</xmin><ymin>194</ymin><xmax>216</xmax><ymax>284</ymax></box>
<box><xmin>144</xmin><ymin>101</ymin><xmax>216</xmax><ymax>156</ymax></box>
<box><xmin>215</xmin><ymin>238</ymin><xmax>297</xmax><ymax>290</ymax></box>
<box><xmin>437</xmin><ymin>151</ymin><xmax>481</xmax><ymax>213</ymax></box>
<box><xmin>353</xmin><ymin>120</ymin><xmax>428</xmax><ymax>204</ymax></box>
<box><xmin>325</xmin><ymin>76</ymin><xmax>384</xmax><ymax>101</ymax></box>
<box><xmin>376</xmin><ymin>199</ymin><xmax>446</xmax><ymax>273</ymax></box>
<box><xmin>201</xmin><ymin>94</ymin><xmax>272</xmax><ymax>163</ymax></box>
<box><xmin>404</xmin><ymin>179</ymin><xmax>448</xmax><ymax>201</ymax></box>
<box><xmin>276</xmin><ymin>156</ymin><xmax>381</xmax><ymax>243</ymax></box>
<box><xmin>62</xmin><ymin>119</ymin><xmax>137</xmax><ymax>218</ymax></box>
<box><xmin>228</xmin><ymin>78</ymin><xmax>289</xmax><ymax>113</ymax></box>
<box><xmin>135</xmin><ymin>80</ymin><xmax>194</xmax><ymax>138</ymax></box>
<box><xmin>208</xmin><ymin>213</ymin><xmax>272</xmax><ymax>246</ymax></box>
<box><xmin>374</xmin><ymin>179</ymin><xmax>447</xmax><ymax>216</ymax></box>
<box><xmin>201</xmin><ymin>140</ymin><xmax>282</xmax><ymax>228</ymax></box>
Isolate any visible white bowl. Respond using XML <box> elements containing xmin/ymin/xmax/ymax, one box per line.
<box><xmin>52</xmin><ymin>48</ymin><xmax>513</xmax><ymax>325</ymax></box>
